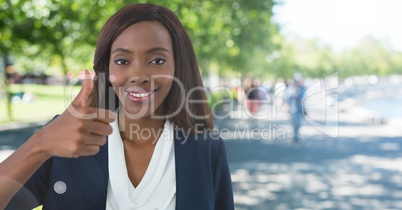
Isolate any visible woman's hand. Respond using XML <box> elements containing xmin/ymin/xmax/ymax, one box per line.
<box><xmin>34</xmin><ymin>70</ymin><xmax>115</xmax><ymax>158</ymax></box>
<box><xmin>0</xmin><ymin>70</ymin><xmax>115</xmax><ymax>208</ymax></box>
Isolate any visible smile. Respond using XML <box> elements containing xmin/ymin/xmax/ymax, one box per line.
<box><xmin>128</xmin><ymin>91</ymin><xmax>154</xmax><ymax>98</ymax></box>
<box><xmin>125</xmin><ymin>88</ymin><xmax>158</xmax><ymax>104</ymax></box>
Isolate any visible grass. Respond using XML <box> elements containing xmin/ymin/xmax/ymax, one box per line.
<box><xmin>0</xmin><ymin>84</ymin><xmax>80</xmax><ymax>124</ymax></box>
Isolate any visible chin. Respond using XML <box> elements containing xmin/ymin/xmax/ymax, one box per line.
<box><xmin>120</xmin><ymin>105</ymin><xmax>153</xmax><ymax>119</ymax></box>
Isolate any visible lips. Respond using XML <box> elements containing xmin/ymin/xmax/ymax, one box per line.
<box><xmin>124</xmin><ymin>87</ymin><xmax>158</xmax><ymax>103</ymax></box>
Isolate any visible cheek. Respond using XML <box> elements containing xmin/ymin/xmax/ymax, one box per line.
<box><xmin>158</xmin><ymin>77</ymin><xmax>174</xmax><ymax>92</ymax></box>
<box><xmin>109</xmin><ymin>69</ymin><xmax>122</xmax><ymax>86</ymax></box>
<box><xmin>154</xmin><ymin>69</ymin><xmax>174</xmax><ymax>91</ymax></box>
<box><xmin>164</xmin><ymin>68</ymin><xmax>175</xmax><ymax>86</ymax></box>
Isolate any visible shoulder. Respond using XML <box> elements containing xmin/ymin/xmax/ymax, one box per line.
<box><xmin>173</xmin><ymin>129</ymin><xmax>226</xmax><ymax>169</ymax></box>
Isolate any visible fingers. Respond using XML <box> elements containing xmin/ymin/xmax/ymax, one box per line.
<box><xmin>73</xmin><ymin>134</ymin><xmax>107</xmax><ymax>156</ymax></box>
<box><xmin>84</xmin><ymin>120</ymin><xmax>113</xmax><ymax>137</ymax></box>
<box><xmin>83</xmin><ymin>135</ymin><xmax>107</xmax><ymax>147</ymax></box>
<box><xmin>80</xmin><ymin>145</ymin><xmax>100</xmax><ymax>156</ymax></box>
<box><xmin>45</xmin><ymin>69</ymin><xmax>117</xmax><ymax>158</ymax></box>
<box><xmin>93</xmin><ymin>109</ymin><xmax>116</xmax><ymax>123</ymax></box>
<box><xmin>72</xmin><ymin>70</ymin><xmax>94</xmax><ymax>107</ymax></box>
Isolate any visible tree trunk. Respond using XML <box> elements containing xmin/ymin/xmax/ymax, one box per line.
<box><xmin>2</xmin><ymin>55</ymin><xmax>13</xmax><ymax>120</ymax></box>
<box><xmin>5</xmin><ymin>83</ymin><xmax>12</xmax><ymax>120</ymax></box>
<box><xmin>57</xmin><ymin>50</ymin><xmax>69</xmax><ymax>86</ymax></box>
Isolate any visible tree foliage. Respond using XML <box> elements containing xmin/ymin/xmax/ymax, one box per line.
<box><xmin>1</xmin><ymin>0</ymin><xmax>124</xmax><ymax>76</ymax></box>
<box><xmin>2</xmin><ymin>0</ymin><xmax>402</xmax><ymax>83</ymax></box>
<box><xmin>0</xmin><ymin>0</ymin><xmax>280</xmax><ymax>78</ymax></box>
<box><xmin>285</xmin><ymin>35</ymin><xmax>402</xmax><ymax>79</ymax></box>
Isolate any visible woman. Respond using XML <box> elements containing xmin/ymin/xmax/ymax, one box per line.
<box><xmin>1</xmin><ymin>3</ymin><xmax>234</xmax><ymax>210</ymax></box>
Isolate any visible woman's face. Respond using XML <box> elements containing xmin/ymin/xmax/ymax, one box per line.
<box><xmin>109</xmin><ymin>21</ymin><xmax>175</xmax><ymax>118</ymax></box>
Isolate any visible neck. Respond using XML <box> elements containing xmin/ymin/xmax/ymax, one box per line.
<box><xmin>118</xmin><ymin>110</ymin><xmax>165</xmax><ymax>145</ymax></box>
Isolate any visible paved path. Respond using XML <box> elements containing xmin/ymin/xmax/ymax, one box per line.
<box><xmin>218</xmin><ymin>104</ymin><xmax>402</xmax><ymax>210</ymax></box>
<box><xmin>0</xmin><ymin>122</ymin><xmax>44</xmax><ymax>161</ymax></box>
<box><xmin>1</xmin><ymin>104</ymin><xmax>401</xmax><ymax>210</ymax></box>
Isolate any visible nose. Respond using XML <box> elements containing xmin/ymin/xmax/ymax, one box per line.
<box><xmin>128</xmin><ymin>63</ymin><xmax>150</xmax><ymax>84</ymax></box>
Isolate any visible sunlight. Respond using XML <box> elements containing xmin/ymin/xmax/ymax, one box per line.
<box><xmin>274</xmin><ymin>0</ymin><xmax>402</xmax><ymax>51</ymax></box>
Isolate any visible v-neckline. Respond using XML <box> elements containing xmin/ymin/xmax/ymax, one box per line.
<box><xmin>107</xmin><ymin>118</ymin><xmax>175</xmax><ymax>207</ymax></box>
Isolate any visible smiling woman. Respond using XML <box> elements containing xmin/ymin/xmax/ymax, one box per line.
<box><xmin>108</xmin><ymin>21</ymin><xmax>175</xmax><ymax>120</ymax></box>
<box><xmin>1</xmin><ymin>3</ymin><xmax>234</xmax><ymax>210</ymax></box>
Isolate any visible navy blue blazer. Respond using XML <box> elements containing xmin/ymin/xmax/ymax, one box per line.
<box><xmin>7</xmin><ymin>131</ymin><xmax>234</xmax><ymax>210</ymax></box>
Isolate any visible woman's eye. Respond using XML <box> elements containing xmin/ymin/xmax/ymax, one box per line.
<box><xmin>115</xmin><ymin>59</ymin><xmax>128</xmax><ymax>65</ymax></box>
<box><xmin>150</xmin><ymin>58</ymin><xmax>166</xmax><ymax>65</ymax></box>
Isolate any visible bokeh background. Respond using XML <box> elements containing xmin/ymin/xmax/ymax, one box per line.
<box><xmin>1</xmin><ymin>0</ymin><xmax>402</xmax><ymax>209</ymax></box>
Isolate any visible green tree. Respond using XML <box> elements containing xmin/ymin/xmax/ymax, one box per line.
<box><xmin>2</xmin><ymin>0</ymin><xmax>281</xmax><ymax>77</ymax></box>
<box><xmin>0</xmin><ymin>0</ymin><xmax>127</xmax><ymax>79</ymax></box>
<box><xmin>146</xmin><ymin>0</ymin><xmax>280</xmax><ymax>77</ymax></box>
<box><xmin>336</xmin><ymin>36</ymin><xmax>402</xmax><ymax>78</ymax></box>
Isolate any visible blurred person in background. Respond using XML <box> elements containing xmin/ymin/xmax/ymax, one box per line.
<box><xmin>284</xmin><ymin>73</ymin><xmax>306</xmax><ymax>143</ymax></box>
<box><xmin>244</xmin><ymin>78</ymin><xmax>263</xmax><ymax>115</ymax></box>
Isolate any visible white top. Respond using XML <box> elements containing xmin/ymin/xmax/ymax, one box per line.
<box><xmin>106</xmin><ymin>119</ymin><xmax>176</xmax><ymax>210</ymax></box>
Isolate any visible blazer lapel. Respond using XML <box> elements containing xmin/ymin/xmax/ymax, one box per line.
<box><xmin>174</xmin><ymin>131</ymin><xmax>214</xmax><ymax>210</ymax></box>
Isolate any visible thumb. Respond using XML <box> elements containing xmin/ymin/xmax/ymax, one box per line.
<box><xmin>72</xmin><ymin>70</ymin><xmax>94</xmax><ymax>107</ymax></box>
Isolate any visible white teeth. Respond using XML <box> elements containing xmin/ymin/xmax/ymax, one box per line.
<box><xmin>129</xmin><ymin>91</ymin><xmax>153</xmax><ymax>98</ymax></box>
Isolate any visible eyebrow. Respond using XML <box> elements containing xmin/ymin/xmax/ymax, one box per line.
<box><xmin>145</xmin><ymin>47</ymin><xmax>169</xmax><ymax>54</ymax></box>
<box><xmin>111</xmin><ymin>48</ymin><xmax>131</xmax><ymax>55</ymax></box>
<box><xmin>111</xmin><ymin>47</ymin><xmax>169</xmax><ymax>55</ymax></box>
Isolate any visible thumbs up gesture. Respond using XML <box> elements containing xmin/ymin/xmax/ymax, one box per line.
<box><xmin>35</xmin><ymin>70</ymin><xmax>116</xmax><ymax>158</ymax></box>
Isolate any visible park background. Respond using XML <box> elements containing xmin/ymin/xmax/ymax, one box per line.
<box><xmin>1</xmin><ymin>0</ymin><xmax>402</xmax><ymax>209</ymax></box>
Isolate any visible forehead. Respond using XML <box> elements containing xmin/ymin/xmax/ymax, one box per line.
<box><xmin>111</xmin><ymin>21</ymin><xmax>173</xmax><ymax>52</ymax></box>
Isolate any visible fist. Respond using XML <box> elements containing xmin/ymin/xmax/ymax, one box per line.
<box><xmin>37</xmin><ymin>70</ymin><xmax>116</xmax><ymax>158</ymax></box>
